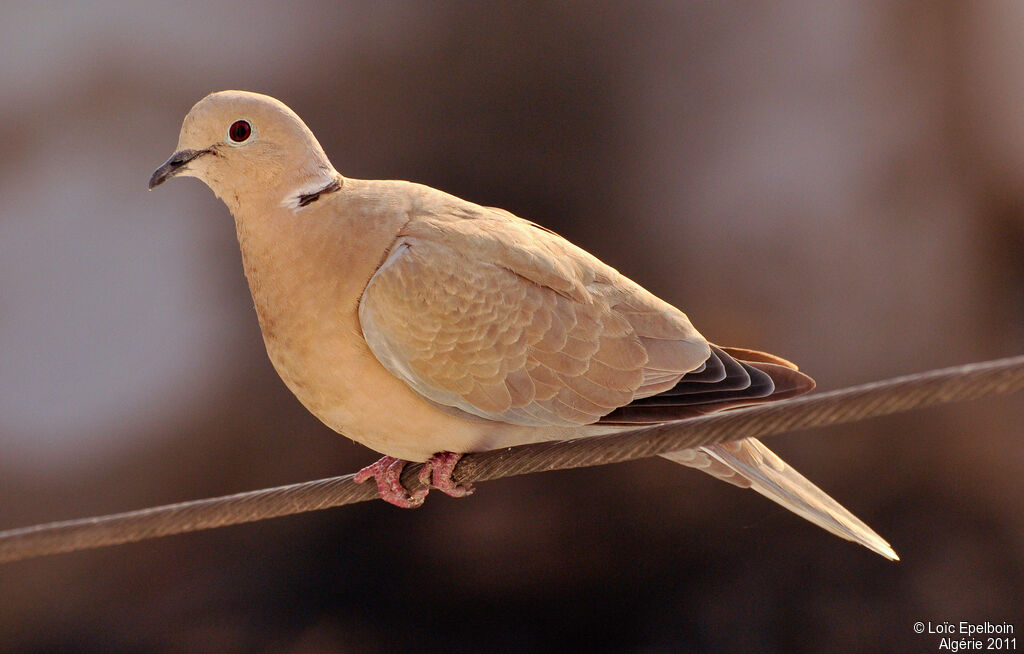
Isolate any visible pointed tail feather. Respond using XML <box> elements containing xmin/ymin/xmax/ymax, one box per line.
<box><xmin>661</xmin><ymin>438</ymin><xmax>898</xmax><ymax>560</ymax></box>
<box><xmin>603</xmin><ymin>344</ymin><xmax>895</xmax><ymax>558</ymax></box>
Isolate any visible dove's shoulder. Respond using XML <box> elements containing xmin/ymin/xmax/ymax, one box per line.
<box><xmin>390</xmin><ymin>188</ymin><xmax>614</xmax><ymax>303</ymax></box>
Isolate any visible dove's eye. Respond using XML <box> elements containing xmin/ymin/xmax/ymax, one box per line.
<box><xmin>229</xmin><ymin>120</ymin><xmax>252</xmax><ymax>143</ymax></box>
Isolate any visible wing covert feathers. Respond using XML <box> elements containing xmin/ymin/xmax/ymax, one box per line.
<box><xmin>359</xmin><ymin>203</ymin><xmax>709</xmax><ymax>426</ymax></box>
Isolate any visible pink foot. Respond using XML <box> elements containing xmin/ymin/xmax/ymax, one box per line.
<box><xmin>418</xmin><ymin>451</ymin><xmax>474</xmax><ymax>498</ymax></box>
<box><xmin>353</xmin><ymin>456</ymin><xmax>428</xmax><ymax>508</ymax></box>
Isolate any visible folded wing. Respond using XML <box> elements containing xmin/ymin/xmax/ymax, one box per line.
<box><xmin>358</xmin><ymin>203</ymin><xmax>710</xmax><ymax>426</ymax></box>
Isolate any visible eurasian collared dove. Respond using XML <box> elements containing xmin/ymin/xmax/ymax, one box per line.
<box><xmin>150</xmin><ymin>90</ymin><xmax>897</xmax><ymax>560</ymax></box>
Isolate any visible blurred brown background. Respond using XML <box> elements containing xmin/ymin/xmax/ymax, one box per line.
<box><xmin>1</xmin><ymin>2</ymin><xmax>1021</xmax><ymax>652</ymax></box>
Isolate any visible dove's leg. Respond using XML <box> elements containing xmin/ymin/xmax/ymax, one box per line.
<box><xmin>353</xmin><ymin>456</ymin><xmax>428</xmax><ymax>508</ymax></box>
<box><xmin>418</xmin><ymin>452</ymin><xmax>475</xmax><ymax>498</ymax></box>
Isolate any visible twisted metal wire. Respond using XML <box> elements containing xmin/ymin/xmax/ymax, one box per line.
<box><xmin>1</xmin><ymin>355</ymin><xmax>1022</xmax><ymax>564</ymax></box>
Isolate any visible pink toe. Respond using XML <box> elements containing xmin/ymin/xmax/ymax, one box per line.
<box><xmin>422</xmin><ymin>452</ymin><xmax>474</xmax><ymax>498</ymax></box>
<box><xmin>353</xmin><ymin>456</ymin><xmax>427</xmax><ymax>508</ymax></box>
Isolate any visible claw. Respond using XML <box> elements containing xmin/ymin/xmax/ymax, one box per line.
<box><xmin>418</xmin><ymin>451</ymin><xmax>474</xmax><ymax>498</ymax></box>
<box><xmin>353</xmin><ymin>456</ymin><xmax>427</xmax><ymax>508</ymax></box>
<box><xmin>354</xmin><ymin>452</ymin><xmax>473</xmax><ymax>507</ymax></box>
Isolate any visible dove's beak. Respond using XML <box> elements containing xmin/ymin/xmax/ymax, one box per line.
<box><xmin>148</xmin><ymin>149</ymin><xmax>211</xmax><ymax>189</ymax></box>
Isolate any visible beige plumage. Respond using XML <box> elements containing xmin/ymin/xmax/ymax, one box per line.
<box><xmin>150</xmin><ymin>90</ymin><xmax>897</xmax><ymax>560</ymax></box>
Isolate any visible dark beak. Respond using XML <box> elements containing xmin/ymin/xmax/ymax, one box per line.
<box><xmin>148</xmin><ymin>148</ymin><xmax>210</xmax><ymax>189</ymax></box>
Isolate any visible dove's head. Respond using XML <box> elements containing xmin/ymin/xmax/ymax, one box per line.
<box><xmin>149</xmin><ymin>90</ymin><xmax>337</xmax><ymax>210</ymax></box>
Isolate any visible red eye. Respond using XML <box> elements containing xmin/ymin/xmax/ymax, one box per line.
<box><xmin>229</xmin><ymin>120</ymin><xmax>251</xmax><ymax>142</ymax></box>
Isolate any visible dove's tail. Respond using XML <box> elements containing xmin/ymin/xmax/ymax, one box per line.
<box><xmin>597</xmin><ymin>345</ymin><xmax>897</xmax><ymax>560</ymax></box>
<box><xmin>661</xmin><ymin>439</ymin><xmax>898</xmax><ymax>560</ymax></box>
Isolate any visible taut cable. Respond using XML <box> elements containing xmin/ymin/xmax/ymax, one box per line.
<box><xmin>1</xmin><ymin>355</ymin><xmax>1022</xmax><ymax>564</ymax></box>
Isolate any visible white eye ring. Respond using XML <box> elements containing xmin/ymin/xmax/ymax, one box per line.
<box><xmin>227</xmin><ymin>119</ymin><xmax>254</xmax><ymax>145</ymax></box>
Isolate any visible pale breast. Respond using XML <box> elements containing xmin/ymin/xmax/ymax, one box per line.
<box><xmin>231</xmin><ymin>182</ymin><xmax>505</xmax><ymax>460</ymax></box>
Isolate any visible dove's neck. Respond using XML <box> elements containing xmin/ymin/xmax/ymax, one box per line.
<box><xmin>213</xmin><ymin>159</ymin><xmax>339</xmax><ymax>216</ymax></box>
<box><xmin>278</xmin><ymin>173</ymin><xmax>343</xmax><ymax>210</ymax></box>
